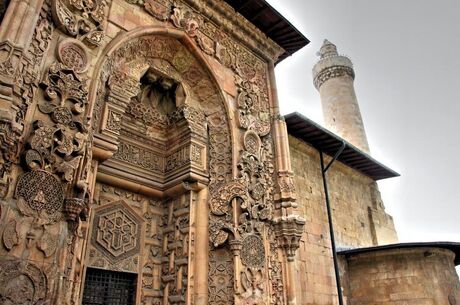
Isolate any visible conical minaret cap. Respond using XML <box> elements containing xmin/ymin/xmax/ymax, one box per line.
<box><xmin>317</xmin><ymin>39</ymin><xmax>338</xmax><ymax>58</ymax></box>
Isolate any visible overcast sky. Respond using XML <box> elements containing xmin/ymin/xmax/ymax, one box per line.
<box><xmin>267</xmin><ymin>0</ymin><xmax>460</xmax><ymax>243</ymax></box>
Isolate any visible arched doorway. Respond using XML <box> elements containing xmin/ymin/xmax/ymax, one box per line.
<box><xmin>82</xmin><ymin>32</ymin><xmax>234</xmax><ymax>305</ymax></box>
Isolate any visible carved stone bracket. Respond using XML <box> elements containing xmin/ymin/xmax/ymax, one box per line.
<box><xmin>273</xmin><ymin>215</ymin><xmax>305</xmax><ymax>261</ymax></box>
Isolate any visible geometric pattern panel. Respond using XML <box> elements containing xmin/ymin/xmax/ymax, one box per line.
<box><xmin>91</xmin><ymin>201</ymin><xmax>143</xmax><ymax>262</ymax></box>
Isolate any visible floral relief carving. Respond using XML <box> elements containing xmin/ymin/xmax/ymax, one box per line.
<box><xmin>0</xmin><ymin>2</ymin><xmax>54</xmax><ymax>197</ymax></box>
<box><xmin>144</xmin><ymin>0</ymin><xmax>171</xmax><ymax>21</ymax></box>
<box><xmin>51</xmin><ymin>0</ymin><xmax>108</xmax><ymax>47</ymax></box>
<box><xmin>171</xmin><ymin>4</ymin><xmax>200</xmax><ymax>37</ymax></box>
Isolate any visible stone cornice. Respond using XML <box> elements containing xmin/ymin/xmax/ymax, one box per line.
<box><xmin>313</xmin><ymin>54</ymin><xmax>355</xmax><ymax>90</ymax></box>
<box><xmin>182</xmin><ymin>0</ymin><xmax>285</xmax><ymax>62</ymax></box>
<box><xmin>313</xmin><ymin>65</ymin><xmax>355</xmax><ymax>90</ymax></box>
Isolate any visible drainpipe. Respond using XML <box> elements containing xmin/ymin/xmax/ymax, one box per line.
<box><xmin>319</xmin><ymin>141</ymin><xmax>346</xmax><ymax>305</ymax></box>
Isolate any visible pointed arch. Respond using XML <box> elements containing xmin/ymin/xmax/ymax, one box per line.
<box><xmin>86</xmin><ymin>27</ymin><xmax>236</xmax><ymax>197</ymax></box>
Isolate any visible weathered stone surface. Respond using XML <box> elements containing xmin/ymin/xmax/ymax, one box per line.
<box><xmin>289</xmin><ymin>134</ymin><xmax>398</xmax><ymax>304</ymax></box>
<box><xmin>0</xmin><ymin>1</ymin><xmax>457</xmax><ymax>305</ymax></box>
<box><xmin>343</xmin><ymin>248</ymin><xmax>460</xmax><ymax>305</ymax></box>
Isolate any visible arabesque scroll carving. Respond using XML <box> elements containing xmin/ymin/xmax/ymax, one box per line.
<box><xmin>51</xmin><ymin>0</ymin><xmax>108</xmax><ymax>46</ymax></box>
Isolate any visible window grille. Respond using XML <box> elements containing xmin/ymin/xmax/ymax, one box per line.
<box><xmin>82</xmin><ymin>268</ymin><xmax>137</xmax><ymax>305</ymax></box>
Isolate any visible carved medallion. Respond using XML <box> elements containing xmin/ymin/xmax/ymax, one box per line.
<box><xmin>241</xmin><ymin>234</ymin><xmax>265</xmax><ymax>269</ymax></box>
<box><xmin>92</xmin><ymin>201</ymin><xmax>142</xmax><ymax>262</ymax></box>
<box><xmin>0</xmin><ymin>260</ymin><xmax>48</xmax><ymax>305</ymax></box>
<box><xmin>57</xmin><ymin>38</ymin><xmax>89</xmax><ymax>73</ymax></box>
<box><xmin>243</xmin><ymin>130</ymin><xmax>261</xmax><ymax>156</ymax></box>
<box><xmin>15</xmin><ymin>170</ymin><xmax>64</xmax><ymax>215</ymax></box>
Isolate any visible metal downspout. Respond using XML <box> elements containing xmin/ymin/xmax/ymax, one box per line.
<box><xmin>319</xmin><ymin>141</ymin><xmax>346</xmax><ymax>305</ymax></box>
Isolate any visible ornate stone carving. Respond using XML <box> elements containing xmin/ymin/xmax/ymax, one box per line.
<box><xmin>0</xmin><ymin>41</ymin><xmax>21</xmax><ymax>78</ymax></box>
<box><xmin>51</xmin><ymin>0</ymin><xmax>108</xmax><ymax>46</ymax></box>
<box><xmin>39</xmin><ymin>62</ymin><xmax>88</xmax><ymax>123</ymax></box>
<box><xmin>63</xmin><ymin>197</ymin><xmax>86</xmax><ymax>221</ymax></box>
<box><xmin>57</xmin><ymin>38</ymin><xmax>89</xmax><ymax>73</ymax></box>
<box><xmin>171</xmin><ymin>4</ymin><xmax>200</xmax><ymax>37</ymax></box>
<box><xmin>3</xmin><ymin>219</ymin><xmax>19</xmax><ymax>250</ymax></box>
<box><xmin>92</xmin><ymin>34</ymin><xmax>234</xmax><ymax>305</ymax></box>
<box><xmin>241</xmin><ymin>234</ymin><xmax>265</xmax><ymax>269</ymax></box>
<box><xmin>0</xmin><ymin>260</ymin><xmax>48</xmax><ymax>305</ymax></box>
<box><xmin>92</xmin><ymin>201</ymin><xmax>143</xmax><ymax>262</ymax></box>
<box><xmin>190</xmin><ymin>143</ymin><xmax>202</xmax><ymax>165</ymax></box>
<box><xmin>161</xmin><ymin>194</ymin><xmax>190</xmax><ymax>305</ymax></box>
<box><xmin>244</xmin><ymin>130</ymin><xmax>262</xmax><ymax>156</ymax></box>
<box><xmin>113</xmin><ymin>141</ymin><xmax>163</xmax><ymax>172</ymax></box>
<box><xmin>273</xmin><ymin>215</ymin><xmax>305</xmax><ymax>261</ymax></box>
<box><xmin>144</xmin><ymin>0</ymin><xmax>171</xmax><ymax>21</ymax></box>
<box><xmin>15</xmin><ymin>170</ymin><xmax>64</xmax><ymax>220</ymax></box>
<box><xmin>209</xmin><ymin>247</ymin><xmax>234</xmax><ymax>305</ymax></box>
<box><xmin>108</xmin><ymin>71</ymin><xmax>140</xmax><ymax>99</ymax></box>
<box><xmin>268</xmin><ymin>231</ymin><xmax>284</xmax><ymax>305</ymax></box>
<box><xmin>0</xmin><ymin>1</ymin><xmax>54</xmax><ymax>197</ymax></box>
<box><xmin>210</xmin><ymin>180</ymin><xmax>248</xmax><ymax>217</ymax></box>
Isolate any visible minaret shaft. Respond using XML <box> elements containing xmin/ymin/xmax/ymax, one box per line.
<box><xmin>313</xmin><ymin>40</ymin><xmax>370</xmax><ymax>153</ymax></box>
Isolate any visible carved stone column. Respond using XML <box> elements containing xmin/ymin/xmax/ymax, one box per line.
<box><xmin>194</xmin><ymin>187</ymin><xmax>210</xmax><ymax>305</ymax></box>
<box><xmin>272</xmin><ymin>116</ymin><xmax>305</xmax><ymax>305</ymax></box>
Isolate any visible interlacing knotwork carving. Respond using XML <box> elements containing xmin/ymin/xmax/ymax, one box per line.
<box><xmin>240</xmin><ymin>234</ymin><xmax>265</xmax><ymax>269</ymax></box>
<box><xmin>51</xmin><ymin>0</ymin><xmax>108</xmax><ymax>46</ymax></box>
<box><xmin>15</xmin><ymin>169</ymin><xmax>65</xmax><ymax>217</ymax></box>
<box><xmin>160</xmin><ymin>194</ymin><xmax>190</xmax><ymax>305</ymax></box>
<box><xmin>91</xmin><ymin>201</ymin><xmax>143</xmax><ymax>263</ymax></box>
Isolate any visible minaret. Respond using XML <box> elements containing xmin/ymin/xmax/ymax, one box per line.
<box><xmin>312</xmin><ymin>40</ymin><xmax>370</xmax><ymax>153</ymax></box>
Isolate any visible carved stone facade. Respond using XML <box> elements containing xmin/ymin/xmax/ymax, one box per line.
<box><xmin>1</xmin><ymin>1</ymin><xmax>458</xmax><ymax>305</ymax></box>
<box><xmin>0</xmin><ymin>0</ymin><xmax>302</xmax><ymax>304</ymax></box>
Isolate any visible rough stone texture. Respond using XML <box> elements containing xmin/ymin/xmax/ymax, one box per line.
<box><xmin>289</xmin><ymin>134</ymin><xmax>398</xmax><ymax>304</ymax></box>
<box><xmin>343</xmin><ymin>248</ymin><xmax>460</xmax><ymax>305</ymax></box>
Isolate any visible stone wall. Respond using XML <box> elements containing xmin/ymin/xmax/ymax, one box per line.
<box><xmin>289</xmin><ymin>134</ymin><xmax>397</xmax><ymax>304</ymax></box>
<box><xmin>342</xmin><ymin>247</ymin><xmax>460</xmax><ymax>305</ymax></box>
<box><xmin>0</xmin><ymin>0</ymin><xmax>305</xmax><ymax>304</ymax></box>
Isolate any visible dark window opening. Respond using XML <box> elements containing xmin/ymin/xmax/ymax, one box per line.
<box><xmin>0</xmin><ymin>0</ymin><xmax>10</xmax><ymax>25</ymax></box>
<box><xmin>82</xmin><ymin>268</ymin><xmax>137</xmax><ymax>305</ymax></box>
